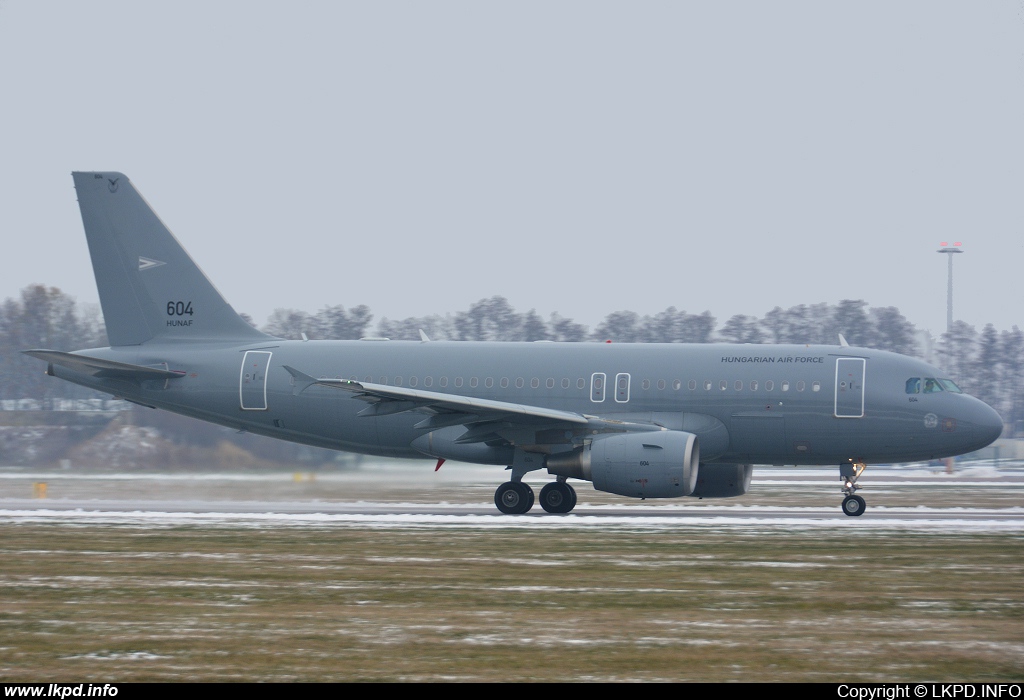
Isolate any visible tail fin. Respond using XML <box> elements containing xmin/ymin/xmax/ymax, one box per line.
<box><xmin>72</xmin><ymin>172</ymin><xmax>272</xmax><ymax>346</ymax></box>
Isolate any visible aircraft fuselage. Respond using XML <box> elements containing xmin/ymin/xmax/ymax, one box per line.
<box><xmin>55</xmin><ymin>339</ymin><xmax>1001</xmax><ymax>467</ymax></box>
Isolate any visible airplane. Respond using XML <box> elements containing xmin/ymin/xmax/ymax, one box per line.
<box><xmin>25</xmin><ymin>172</ymin><xmax>1004</xmax><ymax>517</ymax></box>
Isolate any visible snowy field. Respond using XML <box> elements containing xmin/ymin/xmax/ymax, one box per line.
<box><xmin>1</xmin><ymin>461</ymin><xmax>1021</xmax><ymax>682</ymax></box>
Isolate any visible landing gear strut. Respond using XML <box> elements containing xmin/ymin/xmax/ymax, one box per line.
<box><xmin>494</xmin><ymin>450</ymin><xmax>580</xmax><ymax>515</ymax></box>
<box><xmin>840</xmin><ymin>462</ymin><xmax>866</xmax><ymax>517</ymax></box>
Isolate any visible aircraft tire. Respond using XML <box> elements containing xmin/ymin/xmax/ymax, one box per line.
<box><xmin>495</xmin><ymin>482</ymin><xmax>533</xmax><ymax>514</ymax></box>
<box><xmin>540</xmin><ymin>482</ymin><xmax>576</xmax><ymax>514</ymax></box>
<box><xmin>842</xmin><ymin>495</ymin><xmax>866</xmax><ymax>517</ymax></box>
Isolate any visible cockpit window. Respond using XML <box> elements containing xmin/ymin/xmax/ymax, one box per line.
<box><xmin>938</xmin><ymin>378</ymin><xmax>963</xmax><ymax>393</ymax></box>
<box><xmin>905</xmin><ymin>378</ymin><xmax>921</xmax><ymax>394</ymax></box>
<box><xmin>923</xmin><ymin>378</ymin><xmax>942</xmax><ymax>393</ymax></box>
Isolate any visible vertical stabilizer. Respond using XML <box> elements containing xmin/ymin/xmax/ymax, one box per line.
<box><xmin>72</xmin><ymin>172</ymin><xmax>272</xmax><ymax>346</ymax></box>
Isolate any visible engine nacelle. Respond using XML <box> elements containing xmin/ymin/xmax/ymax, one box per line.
<box><xmin>546</xmin><ymin>430</ymin><xmax>699</xmax><ymax>498</ymax></box>
<box><xmin>689</xmin><ymin>463</ymin><xmax>753</xmax><ymax>498</ymax></box>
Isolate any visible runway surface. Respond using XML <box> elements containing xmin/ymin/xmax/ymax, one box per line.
<box><xmin>1</xmin><ymin>462</ymin><xmax>1021</xmax><ymax>532</ymax></box>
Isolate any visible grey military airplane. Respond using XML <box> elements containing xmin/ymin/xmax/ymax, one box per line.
<box><xmin>25</xmin><ymin>172</ymin><xmax>1003</xmax><ymax>516</ymax></box>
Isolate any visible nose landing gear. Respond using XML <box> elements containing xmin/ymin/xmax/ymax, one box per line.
<box><xmin>840</xmin><ymin>461</ymin><xmax>866</xmax><ymax>517</ymax></box>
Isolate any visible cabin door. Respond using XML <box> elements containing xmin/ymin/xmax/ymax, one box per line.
<box><xmin>240</xmin><ymin>351</ymin><xmax>272</xmax><ymax>410</ymax></box>
<box><xmin>834</xmin><ymin>357</ymin><xmax>865</xmax><ymax>418</ymax></box>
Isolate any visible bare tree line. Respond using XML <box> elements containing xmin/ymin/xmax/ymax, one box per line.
<box><xmin>2</xmin><ymin>285</ymin><xmax>1021</xmax><ymax>434</ymax></box>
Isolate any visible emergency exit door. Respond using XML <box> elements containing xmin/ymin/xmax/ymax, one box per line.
<box><xmin>240</xmin><ymin>351</ymin><xmax>272</xmax><ymax>410</ymax></box>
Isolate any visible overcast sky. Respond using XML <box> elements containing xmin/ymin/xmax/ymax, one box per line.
<box><xmin>0</xmin><ymin>1</ymin><xmax>1021</xmax><ymax>338</ymax></box>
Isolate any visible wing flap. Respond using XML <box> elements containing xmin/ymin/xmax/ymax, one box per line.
<box><xmin>283</xmin><ymin>365</ymin><xmax>590</xmax><ymax>426</ymax></box>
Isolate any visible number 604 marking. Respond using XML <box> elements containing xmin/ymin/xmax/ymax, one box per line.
<box><xmin>167</xmin><ymin>301</ymin><xmax>194</xmax><ymax>316</ymax></box>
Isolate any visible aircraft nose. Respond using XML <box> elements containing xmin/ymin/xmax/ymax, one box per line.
<box><xmin>970</xmin><ymin>400</ymin><xmax>1004</xmax><ymax>448</ymax></box>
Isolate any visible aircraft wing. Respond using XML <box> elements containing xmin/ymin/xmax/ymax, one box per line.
<box><xmin>283</xmin><ymin>366</ymin><xmax>659</xmax><ymax>443</ymax></box>
<box><xmin>22</xmin><ymin>350</ymin><xmax>186</xmax><ymax>381</ymax></box>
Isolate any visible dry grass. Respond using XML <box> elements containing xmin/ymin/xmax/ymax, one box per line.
<box><xmin>0</xmin><ymin>523</ymin><xmax>1021</xmax><ymax>682</ymax></box>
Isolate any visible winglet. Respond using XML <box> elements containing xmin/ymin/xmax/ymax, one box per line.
<box><xmin>838</xmin><ymin>333</ymin><xmax>850</xmax><ymax>347</ymax></box>
<box><xmin>282</xmin><ymin>365</ymin><xmax>319</xmax><ymax>395</ymax></box>
<box><xmin>419</xmin><ymin>329</ymin><xmax>431</xmax><ymax>342</ymax></box>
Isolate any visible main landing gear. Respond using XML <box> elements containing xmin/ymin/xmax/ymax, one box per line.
<box><xmin>539</xmin><ymin>480</ymin><xmax>577</xmax><ymax>514</ymax></box>
<box><xmin>494</xmin><ymin>481</ymin><xmax>534</xmax><ymax>514</ymax></box>
<box><xmin>494</xmin><ymin>478</ymin><xmax>577</xmax><ymax>515</ymax></box>
<box><xmin>840</xmin><ymin>461</ymin><xmax>866</xmax><ymax>517</ymax></box>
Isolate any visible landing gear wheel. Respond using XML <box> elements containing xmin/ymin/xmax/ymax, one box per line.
<box><xmin>539</xmin><ymin>481</ymin><xmax>577</xmax><ymax>514</ymax></box>
<box><xmin>842</xmin><ymin>494</ymin><xmax>866</xmax><ymax>517</ymax></box>
<box><xmin>495</xmin><ymin>481</ymin><xmax>534</xmax><ymax>514</ymax></box>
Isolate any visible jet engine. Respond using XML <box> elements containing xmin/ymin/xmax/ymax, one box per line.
<box><xmin>546</xmin><ymin>430</ymin><xmax>699</xmax><ymax>498</ymax></box>
<box><xmin>689</xmin><ymin>463</ymin><xmax>753</xmax><ymax>498</ymax></box>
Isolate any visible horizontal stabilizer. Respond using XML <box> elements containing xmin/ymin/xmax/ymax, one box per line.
<box><xmin>23</xmin><ymin>350</ymin><xmax>185</xmax><ymax>381</ymax></box>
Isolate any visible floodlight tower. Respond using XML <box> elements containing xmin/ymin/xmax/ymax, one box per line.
<box><xmin>937</xmin><ymin>242</ymin><xmax>963</xmax><ymax>333</ymax></box>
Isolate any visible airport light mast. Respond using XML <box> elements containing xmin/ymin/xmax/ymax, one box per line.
<box><xmin>937</xmin><ymin>242</ymin><xmax>963</xmax><ymax>333</ymax></box>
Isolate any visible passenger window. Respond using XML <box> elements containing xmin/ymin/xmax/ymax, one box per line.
<box><xmin>577</xmin><ymin>378</ymin><xmax>586</xmax><ymax>389</ymax></box>
<box><xmin>469</xmin><ymin>377</ymin><xmax>477</xmax><ymax>388</ymax></box>
<box><xmin>562</xmin><ymin>378</ymin><xmax>570</xmax><ymax>389</ymax></box>
<box><xmin>546</xmin><ymin>378</ymin><xmax>554</xmax><ymax>389</ymax></box>
<box><xmin>657</xmin><ymin>379</ymin><xmax>666</xmax><ymax>390</ymax></box>
<box><xmin>906</xmin><ymin>378</ymin><xmax>921</xmax><ymax>394</ymax></box>
<box><xmin>812</xmin><ymin>381</ymin><xmax>820</xmax><ymax>392</ymax></box>
<box><xmin>483</xmin><ymin>378</ymin><xmax>492</xmax><ymax>388</ymax></box>
<box><xmin>501</xmin><ymin>378</ymin><xmax>509</xmax><ymax>388</ymax></box>
<box><xmin>394</xmin><ymin>376</ymin><xmax>403</xmax><ymax>386</ymax></box>
<box><xmin>409</xmin><ymin>377</ymin><xmax>418</xmax><ymax>387</ymax></box>
<box><xmin>379</xmin><ymin>376</ymin><xmax>388</xmax><ymax>385</ymax></box>
<box><xmin>734</xmin><ymin>380</ymin><xmax>743</xmax><ymax>391</ymax></box>
<box><xmin>923</xmin><ymin>378</ymin><xmax>942</xmax><ymax>393</ymax></box>
<box><xmin>720</xmin><ymin>380</ymin><xmax>728</xmax><ymax>391</ymax></box>
<box><xmin>515</xmin><ymin>378</ymin><xmax>524</xmax><ymax>388</ymax></box>
<box><xmin>796</xmin><ymin>381</ymin><xmax>805</xmax><ymax>392</ymax></box>
<box><xmin>364</xmin><ymin>376</ymin><xmax>372</xmax><ymax>383</ymax></box>
<box><xmin>686</xmin><ymin>380</ymin><xmax>694</xmax><ymax>391</ymax></box>
<box><xmin>439</xmin><ymin>377</ymin><xmax>448</xmax><ymax>387</ymax></box>
<box><xmin>750</xmin><ymin>380</ymin><xmax>758</xmax><ymax>391</ymax></box>
<box><xmin>704</xmin><ymin>380</ymin><xmax>712</xmax><ymax>391</ymax></box>
<box><xmin>642</xmin><ymin>379</ymin><xmax>651</xmax><ymax>390</ymax></box>
<box><xmin>455</xmin><ymin>377</ymin><xmax>464</xmax><ymax>388</ymax></box>
<box><xmin>424</xmin><ymin>377</ymin><xmax>433</xmax><ymax>388</ymax></box>
<box><xmin>781</xmin><ymin>381</ymin><xmax>789</xmax><ymax>391</ymax></box>
<box><xmin>765</xmin><ymin>380</ymin><xmax>774</xmax><ymax>391</ymax></box>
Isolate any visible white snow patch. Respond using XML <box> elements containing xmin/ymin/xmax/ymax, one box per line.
<box><xmin>0</xmin><ymin>506</ymin><xmax>1021</xmax><ymax>533</ymax></box>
